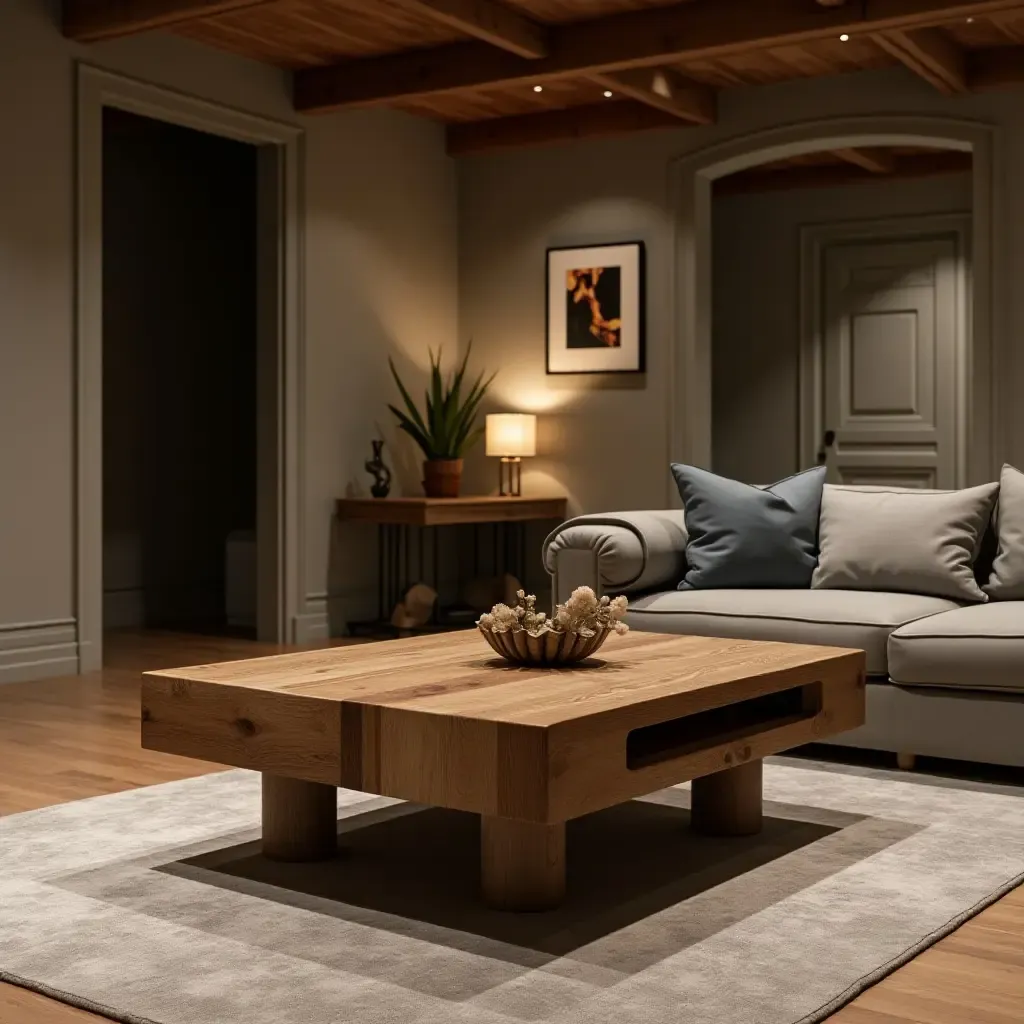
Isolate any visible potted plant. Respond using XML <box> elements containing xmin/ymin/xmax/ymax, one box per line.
<box><xmin>388</xmin><ymin>345</ymin><xmax>496</xmax><ymax>498</ymax></box>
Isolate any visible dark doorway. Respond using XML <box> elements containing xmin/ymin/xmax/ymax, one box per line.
<box><xmin>101</xmin><ymin>108</ymin><xmax>258</xmax><ymax>640</ymax></box>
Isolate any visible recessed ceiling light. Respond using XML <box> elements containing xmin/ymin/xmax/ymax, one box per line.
<box><xmin>966</xmin><ymin>16</ymin><xmax>975</xmax><ymax>22</ymax></box>
<box><xmin>603</xmin><ymin>89</ymin><xmax>614</xmax><ymax>98</ymax></box>
<box><xmin>839</xmin><ymin>33</ymin><xmax>850</xmax><ymax>41</ymax></box>
<box><xmin>533</xmin><ymin>85</ymin><xmax>543</xmax><ymax>93</ymax></box>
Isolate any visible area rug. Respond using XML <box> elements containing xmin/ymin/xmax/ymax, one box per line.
<box><xmin>2</xmin><ymin>759</ymin><xmax>1023</xmax><ymax>1024</ymax></box>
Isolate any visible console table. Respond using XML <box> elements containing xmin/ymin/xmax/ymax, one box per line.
<box><xmin>335</xmin><ymin>496</ymin><xmax>568</xmax><ymax>636</ymax></box>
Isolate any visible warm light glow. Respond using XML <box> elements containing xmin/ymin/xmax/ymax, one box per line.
<box><xmin>486</xmin><ymin>414</ymin><xmax>537</xmax><ymax>458</ymax></box>
<box><xmin>839</xmin><ymin>32</ymin><xmax>850</xmax><ymax>41</ymax></box>
<box><xmin>533</xmin><ymin>85</ymin><xmax>544</xmax><ymax>93</ymax></box>
<box><xmin>603</xmin><ymin>89</ymin><xmax>614</xmax><ymax>98</ymax></box>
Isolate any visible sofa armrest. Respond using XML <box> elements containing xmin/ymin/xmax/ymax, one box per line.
<box><xmin>543</xmin><ymin>511</ymin><xmax>688</xmax><ymax>603</ymax></box>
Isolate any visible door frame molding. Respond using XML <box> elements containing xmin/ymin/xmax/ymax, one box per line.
<box><xmin>75</xmin><ymin>64</ymin><xmax>306</xmax><ymax>670</ymax></box>
<box><xmin>670</xmin><ymin>115</ymin><xmax>1000</xmax><ymax>507</ymax></box>
<box><xmin>798</xmin><ymin>212</ymin><xmax>972</xmax><ymax>488</ymax></box>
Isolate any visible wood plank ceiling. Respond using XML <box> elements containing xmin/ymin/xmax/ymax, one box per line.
<box><xmin>64</xmin><ymin>0</ymin><xmax>1024</xmax><ymax>159</ymax></box>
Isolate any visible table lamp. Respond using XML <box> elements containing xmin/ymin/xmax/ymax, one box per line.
<box><xmin>486</xmin><ymin>413</ymin><xmax>536</xmax><ymax>497</ymax></box>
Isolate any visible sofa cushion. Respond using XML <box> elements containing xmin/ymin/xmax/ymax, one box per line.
<box><xmin>985</xmin><ymin>464</ymin><xmax>1024</xmax><ymax>600</ymax></box>
<box><xmin>669</xmin><ymin>464</ymin><xmax>825</xmax><ymax>590</ymax></box>
<box><xmin>812</xmin><ymin>482</ymin><xmax>998</xmax><ymax>602</ymax></box>
<box><xmin>888</xmin><ymin>603</ymin><xmax>1024</xmax><ymax>693</ymax></box>
<box><xmin>627</xmin><ymin>589</ymin><xmax>960</xmax><ymax>676</ymax></box>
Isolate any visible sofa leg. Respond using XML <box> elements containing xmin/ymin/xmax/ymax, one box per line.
<box><xmin>896</xmin><ymin>752</ymin><xmax>916</xmax><ymax>771</ymax></box>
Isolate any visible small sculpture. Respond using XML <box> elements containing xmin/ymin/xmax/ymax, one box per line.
<box><xmin>365</xmin><ymin>439</ymin><xmax>392</xmax><ymax>499</ymax></box>
<box><xmin>391</xmin><ymin>583</ymin><xmax>437</xmax><ymax>630</ymax></box>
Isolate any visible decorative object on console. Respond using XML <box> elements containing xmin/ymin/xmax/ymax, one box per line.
<box><xmin>390</xmin><ymin>582</ymin><xmax>437</xmax><ymax>631</ymax></box>
<box><xmin>546</xmin><ymin>241</ymin><xmax>645</xmax><ymax>375</ymax></box>
<box><xmin>364</xmin><ymin>439</ymin><xmax>391</xmax><ymax>498</ymax></box>
<box><xmin>477</xmin><ymin>586</ymin><xmax>628</xmax><ymax>665</ymax></box>
<box><xmin>486</xmin><ymin>413</ymin><xmax>537</xmax><ymax>496</ymax></box>
<box><xmin>984</xmin><ymin>463</ymin><xmax>1024</xmax><ymax>599</ymax></box>
<box><xmin>388</xmin><ymin>345</ymin><xmax>496</xmax><ymax>498</ymax></box>
<box><xmin>813</xmin><ymin>482</ymin><xmax>999</xmax><ymax>602</ymax></box>
<box><xmin>670</xmin><ymin>464</ymin><xmax>826</xmax><ymax>590</ymax></box>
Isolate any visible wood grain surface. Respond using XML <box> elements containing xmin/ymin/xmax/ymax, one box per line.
<box><xmin>143</xmin><ymin>630</ymin><xmax>866</xmax><ymax>821</ymax></box>
<box><xmin>334</xmin><ymin>495</ymin><xmax>567</xmax><ymax>526</ymax></box>
<box><xmin>0</xmin><ymin>630</ymin><xmax>1019</xmax><ymax>1022</ymax></box>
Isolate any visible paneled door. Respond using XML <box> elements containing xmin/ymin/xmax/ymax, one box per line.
<box><xmin>813</xmin><ymin>227</ymin><xmax>966</xmax><ymax>489</ymax></box>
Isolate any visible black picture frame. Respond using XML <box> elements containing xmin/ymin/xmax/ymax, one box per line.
<box><xmin>545</xmin><ymin>241</ymin><xmax>646</xmax><ymax>375</ymax></box>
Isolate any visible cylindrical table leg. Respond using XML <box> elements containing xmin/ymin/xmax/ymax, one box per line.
<box><xmin>691</xmin><ymin>758</ymin><xmax>763</xmax><ymax>836</ymax></box>
<box><xmin>262</xmin><ymin>773</ymin><xmax>338</xmax><ymax>862</ymax></box>
<box><xmin>481</xmin><ymin>816</ymin><xmax>566</xmax><ymax>912</ymax></box>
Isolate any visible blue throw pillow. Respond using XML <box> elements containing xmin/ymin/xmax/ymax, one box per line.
<box><xmin>669</xmin><ymin>464</ymin><xmax>826</xmax><ymax>590</ymax></box>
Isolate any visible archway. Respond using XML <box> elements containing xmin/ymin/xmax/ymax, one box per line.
<box><xmin>669</xmin><ymin>115</ymin><xmax>1002</xmax><ymax>505</ymax></box>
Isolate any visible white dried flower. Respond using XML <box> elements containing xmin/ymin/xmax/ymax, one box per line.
<box><xmin>490</xmin><ymin>603</ymin><xmax>519</xmax><ymax>631</ymax></box>
<box><xmin>481</xmin><ymin>585</ymin><xmax>628</xmax><ymax>645</ymax></box>
<box><xmin>566</xmin><ymin>586</ymin><xmax>600</xmax><ymax>618</ymax></box>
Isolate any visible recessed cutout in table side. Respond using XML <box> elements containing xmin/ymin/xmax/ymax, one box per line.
<box><xmin>626</xmin><ymin>683</ymin><xmax>823</xmax><ymax>770</ymax></box>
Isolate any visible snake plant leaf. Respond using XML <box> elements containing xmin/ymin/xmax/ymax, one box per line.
<box><xmin>387</xmin><ymin>346</ymin><xmax>496</xmax><ymax>460</ymax></box>
<box><xmin>388</xmin><ymin>358</ymin><xmax>429</xmax><ymax>439</ymax></box>
<box><xmin>387</xmin><ymin>404</ymin><xmax>432</xmax><ymax>455</ymax></box>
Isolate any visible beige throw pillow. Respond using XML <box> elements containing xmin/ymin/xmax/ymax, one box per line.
<box><xmin>812</xmin><ymin>482</ymin><xmax>999</xmax><ymax>602</ymax></box>
<box><xmin>985</xmin><ymin>464</ymin><xmax>1024</xmax><ymax>599</ymax></box>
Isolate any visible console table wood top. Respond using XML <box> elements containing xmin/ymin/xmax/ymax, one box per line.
<box><xmin>335</xmin><ymin>495</ymin><xmax>567</xmax><ymax>527</ymax></box>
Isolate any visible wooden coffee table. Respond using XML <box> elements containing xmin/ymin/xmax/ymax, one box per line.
<box><xmin>142</xmin><ymin>630</ymin><xmax>865</xmax><ymax>911</ymax></box>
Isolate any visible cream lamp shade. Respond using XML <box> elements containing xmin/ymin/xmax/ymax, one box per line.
<box><xmin>485</xmin><ymin>414</ymin><xmax>537</xmax><ymax>459</ymax></box>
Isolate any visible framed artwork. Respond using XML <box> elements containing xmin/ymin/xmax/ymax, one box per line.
<box><xmin>546</xmin><ymin>241</ymin><xmax>645</xmax><ymax>375</ymax></box>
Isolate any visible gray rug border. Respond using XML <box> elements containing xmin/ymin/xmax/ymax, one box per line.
<box><xmin>2</xmin><ymin>867</ymin><xmax>1021</xmax><ymax>1024</ymax></box>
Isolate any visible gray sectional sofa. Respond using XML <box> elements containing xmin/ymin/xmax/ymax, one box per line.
<box><xmin>543</xmin><ymin>478</ymin><xmax>1024</xmax><ymax>770</ymax></box>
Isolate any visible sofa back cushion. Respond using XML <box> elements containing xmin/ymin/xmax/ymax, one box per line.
<box><xmin>812</xmin><ymin>482</ymin><xmax>998</xmax><ymax>602</ymax></box>
<box><xmin>984</xmin><ymin>464</ymin><xmax>1024</xmax><ymax>600</ymax></box>
<box><xmin>670</xmin><ymin>464</ymin><xmax>825</xmax><ymax>590</ymax></box>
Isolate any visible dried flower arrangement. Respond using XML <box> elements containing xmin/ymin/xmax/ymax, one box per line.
<box><xmin>477</xmin><ymin>587</ymin><xmax>629</xmax><ymax>665</ymax></box>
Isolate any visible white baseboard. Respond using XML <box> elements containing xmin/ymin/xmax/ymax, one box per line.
<box><xmin>293</xmin><ymin>596</ymin><xmax>330</xmax><ymax>645</ymax></box>
<box><xmin>0</xmin><ymin>619</ymin><xmax>80</xmax><ymax>684</ymax></box>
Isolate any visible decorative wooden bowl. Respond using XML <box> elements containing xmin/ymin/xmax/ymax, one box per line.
<box><xmin>478</xmin><ymin>626</ymin><xmax>612</xmax><ymax>666</ymax></box>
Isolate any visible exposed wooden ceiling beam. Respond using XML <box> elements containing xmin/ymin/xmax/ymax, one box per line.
<box><xmin>589</xmin><ymin>69</ymin><xmax>716</xmax><ymax>124</ymax></box>
<box><xmin>295</xmin><ymin>0</ymin><xmax>1024</xmax><ymax>112</ymax></box>
<box><xmin>389</xmin><ymin>0</ymin><xmax>548</xmax><ymax>59</ymax></box>
<box><xmin>715</xmin><ymin>150</ymin><xmax>973</xmax><ymax>198</ymax></box>
<box><xmin>833</xmin><ymin>147</ymin><xmax>897</xmax><ymax>173</ymax></box>
<box><xmin>873</xmin><ymin>28</ymin><xmax>967</xmax><ymax>93</ymax></box>
<box><xmin>63</xmin><ymin>0</ymin><xmax>275</xmax><ymax>41</ymax></box>
<box><xmin>447</xmin><ymin>42</ymin><xmax>1022</xmax><ymax>157</ymax></box>
<box><xmin>446</xmin><ymin>100</ymin><xmax>685</xmax><ymax>155</ymax></box>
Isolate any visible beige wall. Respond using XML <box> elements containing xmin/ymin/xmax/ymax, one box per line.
<box><xmin>711</xmin><ymin>172</ymin><xmax>973</xmax><ymax>485</ymax></box>
<box><xmin>0</xmin><ymin>0</ymin><xmax>457</xmax><ymax>676</ymax></box>
<box><xmin>458</xmin><ymin>70</ymin><xmax>1024</xmax><ymax>516</ymax></box>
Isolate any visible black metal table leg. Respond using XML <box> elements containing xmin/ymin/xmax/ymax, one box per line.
<box><xmin>432</xmin><ymin>526</ymin><xmax>441</xmax><ymax>622</ymax></box>
<box><xmin>377</xmin><ymin>525</ymin><xmax>384</xmax><ymax>622</ymax></box>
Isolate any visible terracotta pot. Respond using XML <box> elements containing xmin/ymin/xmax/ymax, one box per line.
<box><xmin>422</xmin><ymin>458</ymin><xmax>463</xmax><ymax>498</ymax></box>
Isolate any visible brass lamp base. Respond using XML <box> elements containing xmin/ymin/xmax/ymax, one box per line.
<box><xmin>498</xmin><ymin>457</ymin><xmax>522</xmax><ymax>497</ymax></box>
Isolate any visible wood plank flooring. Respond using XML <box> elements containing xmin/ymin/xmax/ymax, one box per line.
<box><xmin>0</xmin><ymin>630</ymin><xmax>1021</xmax><ymax>1023</ymax></box>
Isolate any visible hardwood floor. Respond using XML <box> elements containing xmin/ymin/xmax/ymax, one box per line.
<box><xmin>0</xmin><ymin>630</ymin><xmax>1021</xmax><ymax>1023</ymax></box>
